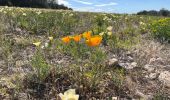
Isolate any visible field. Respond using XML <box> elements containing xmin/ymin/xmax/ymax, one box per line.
<box><xmin>0</xmin><ymin>6</ymin><xmax>170</xmax><ymax>100</ymax></box>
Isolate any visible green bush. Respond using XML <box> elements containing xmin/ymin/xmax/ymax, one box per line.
<box><xmin>150</xmin><ymin>18</ymin><xmax>170</xmax><ymax>42</ymax></box>
<box><xmin>31</xmin><ymin>49</ymin><xmax>50</xmax><ymax>82</ymax></box>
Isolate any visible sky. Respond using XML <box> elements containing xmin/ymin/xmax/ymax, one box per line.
<box><xmin>57</xmin><ymin>0</ymin><xmax>170</xmax><ymax>13</ymax></box>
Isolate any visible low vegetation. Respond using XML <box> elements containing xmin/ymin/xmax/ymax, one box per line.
<box><xmin>0</xmin><ymin>6</ymin><xmax>170</xmax><ymax>100</ymax></box>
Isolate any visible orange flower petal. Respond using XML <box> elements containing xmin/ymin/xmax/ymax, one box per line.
<box><xmin>61</xmin><ymin>36</ymin><xmax>71</xmax><ymax>44</ymax></box>
<box><xmin>73</xmin><ymin>35</ymin><xmax>81</xmax><ymax>42</ymax></box>
<box><xmin>86</xmin><ymin>35</ymin><xmax>102</xmax><ymax>47</ymax></box>
<box><xmin>83</xmin><ymin>31</ymin><xmax>91</xmax><ymax>40</ymax></box>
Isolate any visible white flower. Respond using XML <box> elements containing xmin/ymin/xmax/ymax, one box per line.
<box><xmin>3</xmin><ymin>11</ymin><xmax>7</xmax><ymax>14</ymax></box>
<box><xmin>41</xmin><ymin>45</ymin><xmax>45</xmax><ymax>49</ymax></box>
<box><xmin>22</xmin><ymin>13</ymin><xmax>26</xmax><ymax>16</ymax></box>
<box><xmin>8</xmin><ymin>8</ymin><xmax>12</xmax><ymax>11</ymax></box>
<box><xmin>36</xmin><ymin>11</ymin><xmax>42</xmax><ymax>15</ymax></box>
<box><xmin>59</xmin><ymin>89</ymin><xmax>79</xmax><ymax>100</ymax></box>
<box><xmin>139</xmin><ymin>22</ymin><xmax>145</xmax><ymax>25</ymax></box>
<box><xmin>69</xmin><ymin>13</ymin><xmax>74</xmax><ymax>17</ymax></box>
<box><xmin>0</xmin><ymin>8</ymin><xmax>4</xmax><ymax>12</ymax></box>
<box><xmin>4</xmin><ymin>6</ymin><xmax>8</xmax><ymax>8</ymax></box>
<box><xmin>12</xmin><ymin>12</ymin><xmax>15</xmax><ymax>16</ymax></box>
<box><xmin>45</xmin><ymin>42</ymin><xmax>49</xmax><ymax>48</ymax></box>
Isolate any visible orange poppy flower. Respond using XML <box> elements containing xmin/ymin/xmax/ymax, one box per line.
<box><xmin>83</xmin><ymin>31</ymin><xmax>91</xmax><ymax>39</ymax></box>
<box><xmin>61</xmin><ymin>36</ymin><xmax>71</xmax><ymax>44</ymax></box>
<box><xmin>72</xmin><ymin>34</ymin><xmax>82</xmax><ymax>42</ymax></box>
<box><xmin>86</xmin><ymin>35</ymin><xmax>102</xmax><ymax>47</ymax></box>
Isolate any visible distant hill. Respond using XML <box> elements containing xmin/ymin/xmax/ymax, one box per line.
<box><xmin>137</xmin><ymin>8</ymin><xmax>170</xmax><ymax>17</ymax></box>
<box><xmin>0</xmin><ymin>0</ymin><xmax>72</xmax><ymax>10</ymax></box>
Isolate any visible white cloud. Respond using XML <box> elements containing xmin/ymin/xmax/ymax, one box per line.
<box><xmin>95</xmin><ymin>2</ymin><xmax>118</xmax><ymax>7</ymax></box>
<box><xmin>58</xmin><ymin>0</ymin><xmax>71</xmax><ymax>6</ymax></box>
<box><xmin>73</xmin><ymin>6</ymin><xmax>106</xmax><ymax>12</ymax></box>
<box><xmin>73</xmin><ymin>7</ymin><xmax>94</xmax><ymax>12</ymax></box>
<box><xmin>72</xmin><ymin>0</ymin><xmax>93</xmax><ymax>5</ymax></box>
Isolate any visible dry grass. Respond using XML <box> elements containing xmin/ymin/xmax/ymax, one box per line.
<box><xmin>0</xmin><ymin>6</ymin><xmax>170</xmax><ymax>100</ymax></box>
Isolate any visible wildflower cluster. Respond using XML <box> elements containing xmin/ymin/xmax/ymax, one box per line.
<box><xmin>61</xmin><ymin>31</ymin><xmax>102</xmax><ymax>47</ymax></box>
<box><xmin>99</xmin><ymin>26</ymin><xmax>113</xmax><ymax>36</ymax></box>
<box><xmin>32</xmin><ymin>36</ymin><xmax>53</xmax><ymax>48</ymax></box>
<box><xmin>139</xmin><ymin>21</ymin><xmax>147</xmax><ymax>33</ymax></box>
<box><xmin>150</xmin><ymin>18</ymin><xmax>170</xmax><ymax>42</ymax></box>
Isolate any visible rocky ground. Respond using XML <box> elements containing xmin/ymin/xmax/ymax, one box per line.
<box><xmin>0</xmin><ymin>27</ymin><xmax>170</xmax><ymax>100</ymax></box>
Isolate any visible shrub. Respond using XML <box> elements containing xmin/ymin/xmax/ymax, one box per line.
<box><xmin>150</xmin><ymin>18</ymin><xmax>170</xmax><ymax>42</ymax></box>
<box><xmin>31</xmin><ymin>49</ymin><xmax>50</xmax><ymax>82</ymax></box>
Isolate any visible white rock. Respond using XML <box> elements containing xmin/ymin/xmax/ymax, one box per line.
<box><xmin>108</xmin><ymin>58</ymin><xmax>118</xmax><ymax>66</ymax></box>
<box><xmin>119</xmin><ymin>62</ymin><xmax>137</xmax><ymax>70</ymax></box>
<box><xmin>112</xmin><ymin>97</ymin><xmax>118</xmax><ymax>100</ymax></box>
<box><xmin>149</xmin><ymin>58</ymin><xmax>156</xmax><ymax>64</ymax></box>
<box><xmin>144</xmin><ymin>64</ymin><xmax>155</xmax><ymax>72</ymax></box>
<box><xmin>158</xmin><ymin>71</ymin><xmax>170</xmax><ymax>87</ymax></box>
<box><xmin>119</xmin><ymin>63</ymin><xmax>131</xmax><ymax>69</ymax></box>
<box><xmin>149</xmin><ymin>73</ymin><xmax>157</xmax><ymax>79</ymax></box>
<box><xmin>131</xmin><ymin>62</ymin><xmax>137</xmax><ymax>68</ymax></box>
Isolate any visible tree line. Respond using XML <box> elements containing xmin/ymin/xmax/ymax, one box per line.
<box><xmin>0</xmin><ymin>0</ymin><xmax>72</xmax><ymax>10</ymax></box>
<box><xmin>137</xmin><ymin>8</ymin><xmax>170</xmax><ymax>17</ymax></box>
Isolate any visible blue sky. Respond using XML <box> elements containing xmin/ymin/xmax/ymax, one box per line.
<box><xmin>58</xmin><ymin>0</ymin><xmax>170</xmax><ymax>13</ymax></box>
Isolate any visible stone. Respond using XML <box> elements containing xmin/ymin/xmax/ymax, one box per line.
<box><xmin>119</xmin><ymin>63</ymin><xmax>130</xmax><ymax>69</ymax></box>
<box><xmin>18</xmin><ymin>93</ymin><xmax>27</xmax><ymax>100</ymax></box>
<box><xmin>144</xmin><ymin>64</ymin><xmax>155</xmax><ymax>72</ymax></box>
<box><xmin>125</xmin><ymin>76</ymin><xmax>137</xmax><ymax>92</ymax></box>
<box><xmin>15</xmin><ymin>28</ymin><xmax>22</xmax><ymax>32</ymax></box>
<box><xmin>135</xmin><ymin>90</ymin><xmax>153</xmax><ymax>100</ymax></box>
<box><xmin>149</xmin><ymin>57</ymin><xmax>164</xmax><ymax>65</ymax></box>
<box><xmin>127</xmin><ymin>56</ymin><xmax>134</xmax><ymax>62</ymax></box>
<box><xmin>112</xmin><ymin>97</ymin><xmax>118</xmax><ymax>100</ymax></box>
<box><xmin>131</xmin><ymin>62</ymin><xmax>137</xmax><ymax>68</ymax></box>
<box><xmin>164</xmin><ymin>65</ymin><xmax>170</xmax><ymax>71</ymax></box>
<box><xmin>119</xmin><ymin>62</ymin><xmax>137</xmax><ymax>70</ymax></box>
<box><xmin>108</xmin><ymin>58</ymin><xmax>118</xmax><ymax>66</ymax></box>
<box><xmin>149</xmin><ymin>58</ymin><xmax>156</xmax><ymax>64</ymax></box>
<box><xmin>0</xmin><ymin>68</ymin><xmax>2</xmax><ymax>73</ymax></box>
<box><xmin>149</xmin><ymin>73</ymin><xmax>157</xmax><ymax>80</ymax></box>
<box><xmin>158</xmin><ymin>71</ymin><xmax>170</xmax><ymax>87</ymax></box>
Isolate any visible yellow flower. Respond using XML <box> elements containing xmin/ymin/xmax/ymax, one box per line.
<box><xmin>107</xmin><ymin>32</ymin><xmax>112</xmax><ymax>36</ymax></box>
<box><xmin>61</xmin><ymin>36</ymin><xmax>71</xmax><ymax>44</ymax></box>
<box><xmin>59</xmin><ymin>89</ymin><xmax>79</xmax><ymax>100</ymax></box>
<box><xmin>107</xmin><ymin>26</ymin><xmax>113</xmax><ymax>31</ymax></box>
<box><xmin>86</xmin><ymin>35</ymin><xmax>102</xmax><ymax>47</ymax></box>
<box><xmin>83</xmin><ymin>31</ymin><xmax>91</xmax><ymax>39</ymax></box>
<box><xmin>48</xmin><ymin>37</ymin><xmax>53</xmax><ymax>41</ymax></box>
<box><xmin>33</xmin><ymin>42</ymin><xmax>41</xmax><ymax>47</ymax></box>
<box><xmin>72</xmin><ymin>34</ymin><xmax>82</xmax><ymax>42</ymax></box>
<box><xmin>99</xmin><ymin>32</ymin><xmax>104</xmax><ymax>36</ymax></box>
